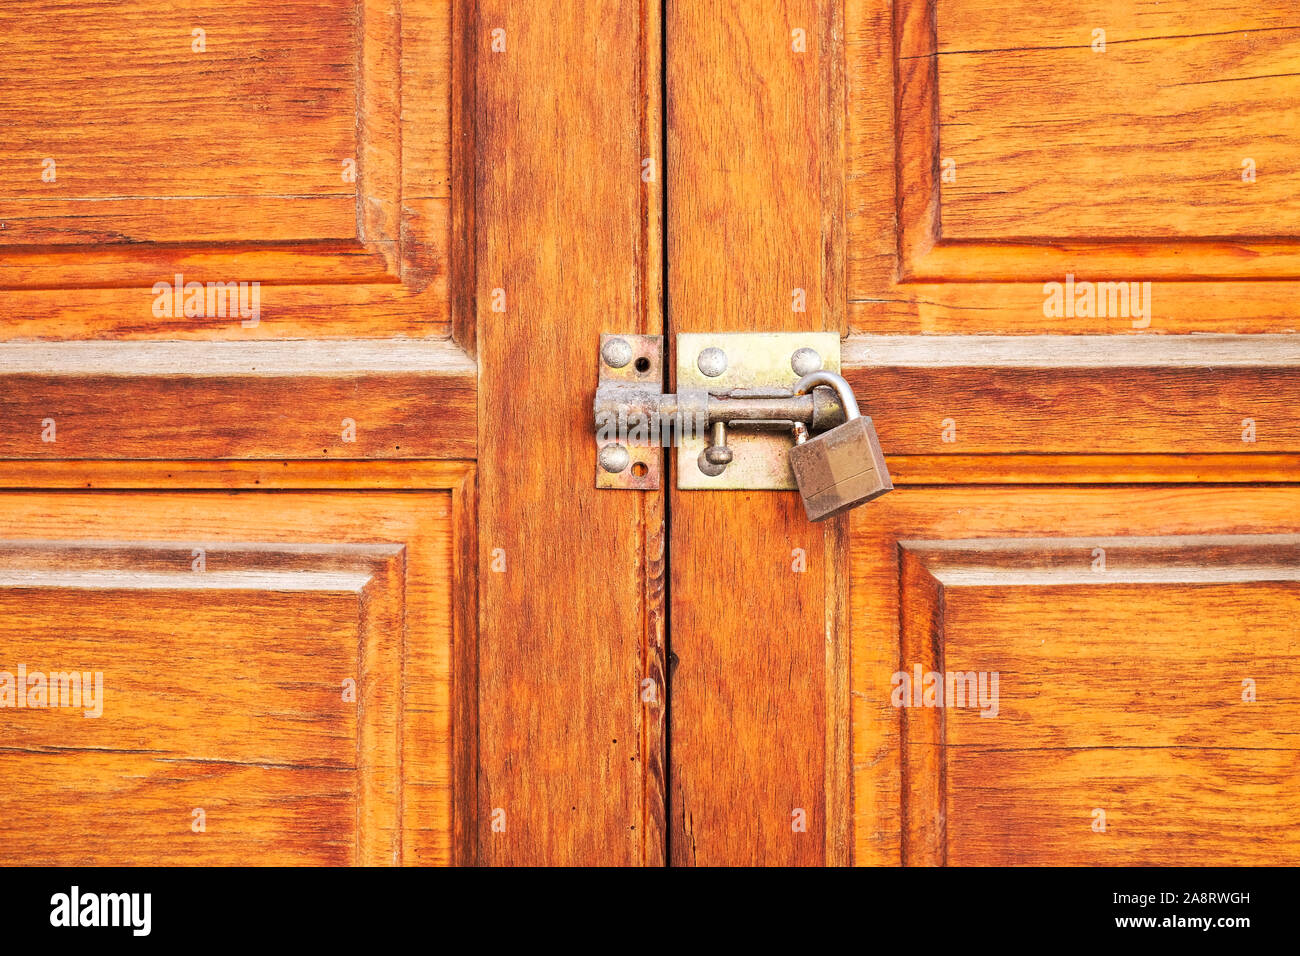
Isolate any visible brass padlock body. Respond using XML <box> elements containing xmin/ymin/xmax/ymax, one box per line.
<box><xmin>788</xmin><ymin>415</ymin><xmax>892</xmax><ymax>521</ymax></box>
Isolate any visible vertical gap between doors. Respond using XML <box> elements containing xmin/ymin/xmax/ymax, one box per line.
<box><xmin>659</xmin><ymin>0</ymin><xmax>672</xmax><ymax>870</ymax></box>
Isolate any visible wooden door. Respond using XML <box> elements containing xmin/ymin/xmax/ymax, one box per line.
<box><xmin>665</xmin><ymin>0</ymin><xmax>1300</xmax><ymax>866</ymax></box>
<box><xmin>3</xmin><ymin>0</ymin><xmax>1298</xmax><ymax>869</ymax></box>
<box><xmin>0</xmin><ymin>0</ymin><xmax>661</xmax><ymax>868</ymax></box>
<box><xmin>0</xmin><ymin>0</ymin><xmax>479</xmax><ymax>866</ymax></box>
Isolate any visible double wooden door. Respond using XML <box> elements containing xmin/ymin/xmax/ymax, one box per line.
<box><xmin>1</xmin><ymin>0</ymin><xmax>1297</xmax><ymax>866</ymax></box>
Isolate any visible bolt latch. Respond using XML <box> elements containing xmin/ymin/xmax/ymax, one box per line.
<box><xmin>594</xmin><ymin>332</ymin><xmax>846</xmax><ymax>490</ymax></box>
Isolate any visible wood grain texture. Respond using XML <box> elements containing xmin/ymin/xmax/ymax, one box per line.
<box><xmin>475</xmin><ymin>0</ymin><xmax>665</xmax><ymax>865</ymax></box>
<box><xmin>843</xmin><ymin>334</ymin><xmax>1300</xmax><ymax>454</ymax></box>
<box><xmin>849</xmin><ymin>284</ymin><xmax>1300</xmax><ymax>335</ymax></box>
<box><xmin>668</xmin><ymin>0</ymin><xmax>848</xmax><ymax>866</ymax></box>
<box><xmin>5</xmin><ymin>455</ymin><xmax>1300</xmax><ymax>489</ymax></box>
<box><xmin>0</xmin><ymin>490</ymin><xmax>469</xmax><ymax>865</ymax></box>
<box><xmin>0</xmin><ymin>0</ymin><xmax>359</xmax><ymax>242</ymax></box>
<box><xmin>0</xmin><ymin>460</ymin><xmax>478</xmax><ymax>489</ymax></box>
<box><xmin>947</xmin><ymin>747</ymin><xmax>1300</xmax><ymax>865</ymax></box>
<box><xmin>846</xmin><ymin>0</ymin><xmax>1300</xmax><ymax>330</ymax></box>
<box><xmin>852</xmin><ymin>487</ymin><xmax>1300</xmax><ymax>866</ymax></box>
<box><xmin>640</xmin><ymin>0</ymin><xmax>668</xmax><ymax>864</ymax></box>
<box><xmin>885</xmin><ymin>453</ymin><xmax>1300</xmax><ymax>484</ymax></box>
<box><xmin>448</xmin><ymin>0</ymin><xmax>478</xmax><ymax>357</ymax></box>
<box><xmin>0</xmin><ymin>755</ymin><xmax>359</xmax><ymax>866</ymax></box>
<box><xmin>0</xmin><ymin>277</ymin><xmax>454</xmax><ymax>341</ymax></box>
<box><xmin>0</xmin><ymin>0</ymin><xmax>454</xmax><ymax>338</ymax></box>
<box><xmin>0</xmin><ymin>544</ymin><xmax>405</xmax><ymax>865</ymax></box>
<box><xmin>903</xmin><ymin>539</ymin><xmax>1300</xmax><ymax>865</ymax></box>
<box><xmin>935</xmin><ymin>18</ymin><xmax>1300</xmax><ymax>240</ymax></box>
<box><xmin>0</xmin><ymin>339</ymin><xmax>475</xmax><ymax>459</ymax></box>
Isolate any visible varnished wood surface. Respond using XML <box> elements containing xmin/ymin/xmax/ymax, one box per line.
<box><xmin>934</xmin><ymin>3</ymin><xmax>1300</xmax><ymax>240</ymax></box>
<box><xmin>0</xmin><ymin>542</ymin><xmax>406</xmax><ymax>865</ymax></box>
<box><xmin>2</xmin><ymin>0</ymin><xmax>1299</xmax><ymax>870</ymax></box>
<box><xmin>2</xmin><ymin>455</ymin><xmax>1300</xmax><ymax>489</ymax></box>
<box><xmin>888</xmin><ymin>454</ymin><xmax>1300</xmax><ymax>484</ymax></box>
<box><xmin>668</xmin><ymin>0</ymin><xmax>848</xmax><ymax>866</ymax></box>
<box><xmin>0</xmin><ymin>490</ymin><xmax>467</xmax><ymax>865</ymax></box>
<box><xmin>853</xmin><ymin>487</ymin><xmax>1300</xmax><ymax>866</ymax></box>
<box><xmin>474</xmin><ymin>0</ymin><xmax>665</xmax><ymax>866</ymax></box>
<box><xmin>848</xmin><ymin>284</ymin><xmax>1300</xmax><ymax>335</ymax></box>
<box><xmin>0</xmin><ymin>460</ymin><xmax>478</xmax><ymax>489</ymax></box>
<box><xmin>843</xmin><ymin>333</ymin><xmax>1300</xmax><ymax>454</ymax></box>
<box><xmin>0</xmin><ymin>1</ymin><xmax>359</xmax><ymax>244</ymax></box>
<box><xmin>0</xmin><ymin>0</ymin><xmax>453</xmax><ymax>339</ymax></box>
<box><xmin>0</xmin><ymin>339</ymin><xmax>475</xmax><ymax>459</ymax></box>
<box><xmin>847</xmin><ymin>0</ymin><xmax>1300</xmax><ymax>331</ymax></box>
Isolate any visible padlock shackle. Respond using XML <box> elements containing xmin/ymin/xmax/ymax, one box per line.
<box><xmin>792</xmin><ymin>370</ymin><xmax>860</xmax><ymax>421</ymax></box>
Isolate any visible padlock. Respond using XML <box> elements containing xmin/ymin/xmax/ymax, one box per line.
<box><xmin>787</xmin><ymin>370</ymin><xmax>892</xmax><ymax>521</ymax></box>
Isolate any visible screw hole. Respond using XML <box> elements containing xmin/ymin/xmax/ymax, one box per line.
<box><xmin>634</xmin><ymin>357</ymin><xmax>651</xmax><ymax>373</ymax></box>
<box><xmin>631</xmin><ymin>462</ymin><xmax>649</xmax><ymax>478</ymax></box>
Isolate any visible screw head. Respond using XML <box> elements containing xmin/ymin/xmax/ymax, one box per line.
<box><xmin>598</xmin><ymin>443</ymin><xmax>631</xmax><ymax>473</ymax></box>
<box><xmin>791</xmin><ymin>347</ymin><xmax>822</xmax><ymax>376</ymax></box>
<box><xmin>601</xmin><ymin>337</ymin><xmax>633</xmax><ymax>369</ymax></box>
<box><xmin>697</xmin><ymin>346</ymin><xmax>728</xmax><ymax>378</ymax></box>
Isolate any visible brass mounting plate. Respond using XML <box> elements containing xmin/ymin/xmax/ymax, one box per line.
<box><xmin>677</xmin><ymin>332</ymin><xmax>841</xmax><ymax>490</ymax></box>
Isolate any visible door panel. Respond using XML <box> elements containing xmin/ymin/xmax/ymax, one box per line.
<box><xmin>0</xmin><ymin>0</ymin><xmax>453</xmax><ymax>340</ymax></box>
<box><xmin>853</xmin><ymin>488</ymin><xmax>1300</xmax><ymax>865</ymax></box>
<box><xmin>824</xmin><ymin>0</ymin><xmax>1300</xmax><ymax>868</ymax></box>
<box><xmin>0</xmin><ymin>0</ymin><xmax>479</xmax><ymax>865</ymax></box>
<box><xmin>663</xmin><ymin>0</ymin><xmax>1300</xmax><ymax>867</ymax></box>
<box><xmin>848</xmin><ymin>0</ymin><xmax>1300</xmax><ymax>330</ymax></box>
<box><xmin>841</xmin><ymin>334</ymin><xmax>1300</xmax><ymax>455</ymax></box>
<box><xmin>934</xmin><ymin>5</ymin><xmax>1298</xmax><ymax>242</ymax></box>
<box><xmin>0</xmin><ymin>1</ymin><xmax>360</xmax><ymax>245</ymax></box>
<box><xmin>0</xmin><ymin>487</ymin><xmax>471</xmax><ymax>865</ymax></box>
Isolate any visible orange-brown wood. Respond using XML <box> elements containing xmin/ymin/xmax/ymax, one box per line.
<box><xmin>0</xmin><ymin>0</ymin><xmax>479</xmax><ymax>868</ymax></box>
<box><xmin>5</xmin><ymin>455</ymin><xmax>1300</xmax><ymax>490</ymax></box>
<box><xmin>0</xmin><ymin>487</ymin><xmax>472</xmax><ymax>865</ymax></box>
<box><xmin>0</xmin><ymin>0</ymin><xmax>453</xmax><ymax>339</ymax></box>
<box><xmin>0</xmin><ymin>1</ymin><xmax>360</xmax><ymax>244</ymax></box>
<box><xmin>0</xmin><ymin>543</ymin><xmax>405</xmax><ymax>865</ymax></box>
<box><xmin>854</xmin><ymin>488</ymin><xmax>1300</xmax><ymax>866</ymax></box>
<box><xmin>0</xmin><ymin>339</ymin><xmax>475</xmax><ymax>459</ymax></box>
<box><xmin>667</xmin><ymin>0</ymin><xmax>849</xmax><ymax>866</ymax></box>
<box><xmin>5</xmin><ymin>0</ymin><xmax>1300</xmax><ymax>871</ymax></box>
<box><xmin>934</xmin><ymin>6</ymin><xmax>1300</xmax><ymax>242</ymax></box>
<box><xmin>843</xmin><ymin>334</ymin><xmax>1300</xmax><ymax>455</ymax></box>
<box><xmin>848</xmin><ymin>285</ymin><xmax>1300</xmax><ymax>336</ymax></box>
<box><xmin>474</xmin><ymin>0</ymin><xmax>665</xmax><ymax>865</ymax></box>
<box><xmin>847</xmin><ymin>0</ymin><xmax>1300</xmax><ymax>331</ymax></box>
<box><xmin>0</xmin><ymin>460</ymin><xmax>478</xmax><ymax>490</ymax></box>
<box><xmin>670</xmin><ymin>0</ymin><xmax>1300</xmax><ymax>868</ymax></box>
<box><xmin>887</xmin><ymin>454</ymin><xmax>1300</xmax><ymax>484</ymax></box>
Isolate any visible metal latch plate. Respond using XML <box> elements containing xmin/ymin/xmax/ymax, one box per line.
<box><xmin>595</xmin><ymin>333</ymin><xmax>664</xmax><ymax>490</ymax></box>
<box><xmin>676</xmin><ymin>332</ymin><xmax>841</xmax><ymax>490</ymax></box>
